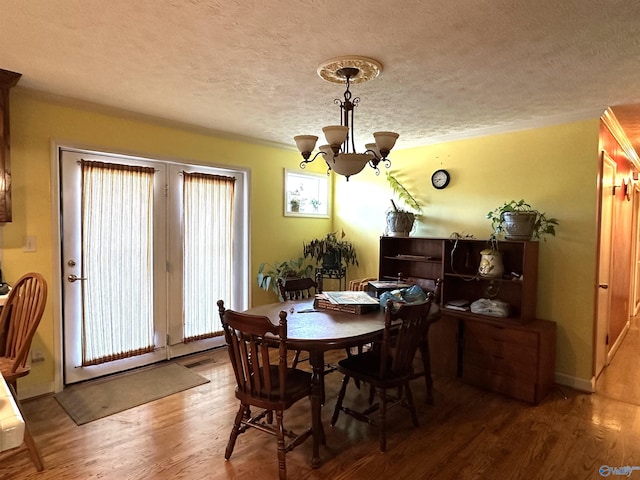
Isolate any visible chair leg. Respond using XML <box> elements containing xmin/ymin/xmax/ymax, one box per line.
<box><xmin>404</xmin><ymin>381</ymin><xmax>419</xmax><ymax>427</ymax></box>
<box><xmin>225</xmin><ymin>403</ymin><xmax>246</xmax><ymax>460</ymax></box>
<box><xmin>368</xmin><ymin>383</ymin><xmax>376</xmax><ymax>406</ymax></box>
<box><xmin>23</xmin><ymin>426</ymin><xmax>44</xmax><ymax>472</ymax></box>
<box><xmin>8</xmin><ymin>384</ymin><xmax>43</xmax><ymax>471</ymax></box>
<box><xmin>420</xmin><ymin>332</ymin><xmax>434</xmax><ymax>404</ymax></box>
<box><xmin>291</xmin><ymin>350</ymin><xmax>302</xmax><ymax>368</ymax></box>
<box><xmin>331</xmin><ymin>375</ymin><xmax>350</xmax><ymax>426</ymax></box>
<box><xmin>275</xmin><ymin>410</ymin><xmax>286</xmax><ymax>480</ymax></box>
<box><xmin>378</xmin><ymin>387</ymin><xmax>387</xmax><ymax>452</ymax></box>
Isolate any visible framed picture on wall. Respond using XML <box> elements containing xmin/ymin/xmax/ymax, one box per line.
<box><xmin>284</xmin><ymin>169</ymin><xmax>329</xmax><ymax>218</ymax></box>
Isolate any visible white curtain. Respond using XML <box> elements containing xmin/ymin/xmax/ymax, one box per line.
<box><xmin>80</xmin><ymin>161</ymin><xmax>155</xmax><ymax>365</ymax></box>
<box><xmin>182</xmin><ymin>172</ymin><xmax>235</xmax><ymax>341</ymax></box>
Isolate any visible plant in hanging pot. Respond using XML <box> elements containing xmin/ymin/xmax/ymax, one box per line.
<box><xmin>303</xmin><ymin>231</ymin><xmax>358</xmax><ymax>269</ymax></box>
<box><xmin>385</xmin><ymin>171</ymin><xmax>422</xmax><ymax>237</ymax></box>
<box><xmin>487</xmin><ymin>199</ymin><xmax>559</xmax><ymax>241</ymax></box>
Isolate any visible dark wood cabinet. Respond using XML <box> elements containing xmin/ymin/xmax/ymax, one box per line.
<box><xmin>377</xmin><ymin>236</ymin><xmax>555</xmax><ymax>404</ymax></box>
<box><xmin>0</xmin><ymin>68</ymin><xmax>21</xmax><ymax>223</ymax></box>
<box><xmin>461</xmin><ymin>318</ymin><xmax>556</xmax><ymax>404</ymax></box>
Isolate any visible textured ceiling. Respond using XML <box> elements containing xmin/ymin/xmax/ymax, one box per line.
<box><xmin>2</xmin><ymin>0</ymin><xmax>640</xmax><ymax>154</ymax></box>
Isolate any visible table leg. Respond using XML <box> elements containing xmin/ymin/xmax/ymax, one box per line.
<box><xmin>419</xmin><ymin>330</ymin><xmax>433</xmax><ymax>404</ymax></box>
<box><xmin>308</xmin><ymin>350</ymin><xmax>326</xmax><ymax>468</ymax></box>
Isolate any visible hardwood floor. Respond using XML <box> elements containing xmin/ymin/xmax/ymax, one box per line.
<box><xmin>2</xmin><ymin>346</ymin><xmax>639</xmax><ymax>479</ymax></box>
<box><xmin>596</xmin><ymin>316</ymin><xmax>640</xmax><ymax>406</ymax></box>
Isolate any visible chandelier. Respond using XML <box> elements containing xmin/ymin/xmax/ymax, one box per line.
<box><xmin>294</xmin><ymin>56</ymin><xmax>399</xmax><ymax>181</ymax></box>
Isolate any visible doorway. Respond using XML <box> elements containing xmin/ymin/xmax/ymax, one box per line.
<box><xmin>58</xmin><ymin>147</ymin><xmax>249</xmax><ymax>384</ymax></box>
<box><xmin>594</xmin><ymin>151</ymin><xmax>616</xmax><ymax>378</ymax></box>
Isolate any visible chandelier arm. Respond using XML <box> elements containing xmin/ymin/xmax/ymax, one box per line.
<box><xmin>349</xmin><ymin>103</ymin><xmax>356</xmax><ymax>154</ymax></box>
<box><xmin>299</xmin><ymin>150</ymin><xmax>325</xmax><ymax>169</ymax></box>
<box><xmin>365</xmin><ymin>149</ymin><xmax>380</xmax><ymax>162</ymax></box>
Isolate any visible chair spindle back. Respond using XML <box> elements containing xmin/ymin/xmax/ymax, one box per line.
<box><xmin>218</xmin><ymin>302</ymin><xmax>289</xmax><ymax>402</ymax></box>
<box><xmin>380</xmin><ymin>292</ymin><xmax>434</xmax><ymax>379</ymax></box>
<box><xmin>0</xmin><ymin>273</ymin><xmax>47</xmax><ymax>373</ymax></box>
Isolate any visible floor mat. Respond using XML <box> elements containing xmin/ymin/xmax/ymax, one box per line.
<box><xmin>54</xmin><ymin>362</ymin><xmax>210</xmax><ymax>425</ymax></box>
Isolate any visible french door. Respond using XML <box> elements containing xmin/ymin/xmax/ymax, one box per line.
<box><xmin>60</xmin><ymin>148</ymin><xmax>249</xmax><ymax>384</ymax></box>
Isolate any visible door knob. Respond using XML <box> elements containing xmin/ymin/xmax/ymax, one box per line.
<box><xmin>67</xmin><ymin>274</ymin><xmax>87</xmax><ymax>283</ymax></box>
<box><xmin>598</xmin><ymin>283</ymin><xmax>609</xmax><ymax>289</ymax></box>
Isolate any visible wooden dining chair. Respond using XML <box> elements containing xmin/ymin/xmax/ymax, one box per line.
<box><xmin>405</xmin><ymin>278</ymin><xmax>442</xmax><ymax>403</ymax></box>
<box><xmin>330</xmin><ymin>292</ymin><xmax>435</xmax><ymax>452</ymax></box>
<box><xmin>0</xmin><ymin>272</ymin><xmax>47</xmax><ymax>471</ymax></box>
<box><xmin>0</xmin><ymin>272</ymin><xmax>48</xmax><ymax>391</ymax></box>
<box><xmin>345</xmin><ymin>277</ymin><xmax>376</xmax><ymax>360</ymax></box>
<box><xmin>277</xmin><ymin>276</ymin><xmax>317</xmax><ymax>301</ymax></box>
<box><xmin>347</xmin><ymin>277</ymin><xmax>376</xmax><ymax>291</ymax></box>
<box><xmin>217</xmin><ymin>300</ymin><xmax>313</xmax><ymax>480</ymax></box>
<box><xmin>277</xmin><ymin>277</ymin><xmax>317</xmax><ymax>368</ymax></box>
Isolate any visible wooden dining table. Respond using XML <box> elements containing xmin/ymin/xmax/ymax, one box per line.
<box><xmin>243</xmin><ymin>298</ymin><xmax>440</xmax><ymax>468</ymax></box>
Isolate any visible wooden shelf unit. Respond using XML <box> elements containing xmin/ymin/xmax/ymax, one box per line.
<box><xmin>442</xmin><ymin>238</ymin><xmax>539</xmax><ymax>323</ymax></box>
<box><xmin>377</xmin><ymin>236</ymin><xmax>555</xmax><ymax>404</ymax></box>
<box><xmin>378</xmin><ymin>236</ymin><xmax>444</xmax><ymax>285</ymax></box>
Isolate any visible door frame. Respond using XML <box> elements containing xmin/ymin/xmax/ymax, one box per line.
<box><xmin>631</xmin><ymin>182</ymin><xmax>640</xmax><ymax>315</ymax></box>
<box><xmin>50</xmin><ymin>141</ymin><xmax>251</xmax><ymax>392</ymax></box>
<box><xmin>594</xmin><ymin>150</ymin><xmax>616</xmax><ymax>379</ymax></box>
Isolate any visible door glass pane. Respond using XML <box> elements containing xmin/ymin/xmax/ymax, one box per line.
<box><xmin>183</xmin><ymin>172</ymin><xmax>235</xmax><ymax>341</ymax></box>
<box><xmin>81</xmin><ymin>160</ymin><xmax>155</xmax><ymax>365</ymax></box>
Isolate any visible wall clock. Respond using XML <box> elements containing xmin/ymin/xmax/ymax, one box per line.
<box><xmin>431</xmin><ymin>169</ymin><xmax>450</xmax><ymax>189</ymax></box>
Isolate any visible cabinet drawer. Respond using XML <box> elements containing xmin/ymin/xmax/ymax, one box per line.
<box><xmin>463</xmin><ymin>348</ymin><xmax>537</xmax><ymax>380</ymax></box>
<box><xmin>464</xmin><ymin>334</ymin><xmax>538</xmax><ymax>365</ymax></box>
<box><xmin>465</xmin><ymin>320</ymin><xmax>539</xmax><ymax>348</ymax></box>
<box><xmin>462</xmin><ymin>364</ymin><xmax>537</xmax><ymax>404</ymax></box>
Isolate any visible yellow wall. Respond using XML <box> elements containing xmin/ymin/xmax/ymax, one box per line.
<box><xmin>333</xmin><ymin>119</ymin><xmax>601</xmax><ymax>383</ymax></box>
<box><xmin>5</xmin><ymin>89</ymin><xmax>332</xmax><ymax>393</ymax></box>
<box><xmin>5</xmin><ymin>86</ymin><xmax>602</xmax><ymax>391</ymax></box>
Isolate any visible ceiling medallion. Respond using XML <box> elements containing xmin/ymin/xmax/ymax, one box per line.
<box><xmin>316</xmin><ymin>56</ymin><xmax>382</xmax><ymax>84</ymax></box>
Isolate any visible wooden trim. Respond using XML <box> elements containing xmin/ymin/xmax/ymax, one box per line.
<box><xmin>0</xmin><ymin>69</ymin><xmax>22</xmax><ymax>223</ymax></box>
<box><xmin>602</xmin><ymin>108</ymin><xmax>640</xmax><ymax>171</ymax></box>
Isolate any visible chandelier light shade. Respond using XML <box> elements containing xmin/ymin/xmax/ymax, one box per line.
<box><xmin>294</xmin><ymin>56</ymin><xmax>399</xmax><ymax>181</ymax></box>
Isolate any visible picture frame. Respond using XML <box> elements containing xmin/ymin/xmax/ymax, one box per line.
<box><xmin>284</xmin><ymin>169</ymin><xmax>329</xmax><ymax>217</ymax></box>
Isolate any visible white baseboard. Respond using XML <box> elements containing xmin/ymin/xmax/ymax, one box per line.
<box><xmin>555</xmin><ymin>372</ymin><xmax>595</xmax><ymax>393</ymax></box>
<box><xmin>17</xmin><ymin>382</ymin><xmax>55</xmax><ymax>401</ymax></box>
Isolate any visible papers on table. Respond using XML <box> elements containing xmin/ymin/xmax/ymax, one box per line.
<box><xmin>319</xmin><ymin>291</ymin><xmax>380</xmax><ymax>305</ymax></box>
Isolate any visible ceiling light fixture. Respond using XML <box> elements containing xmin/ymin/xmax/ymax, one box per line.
<box><xmin>294</xmin><ymin>56</ymin><xmax>399</xmax><ymax>181</ymax></box>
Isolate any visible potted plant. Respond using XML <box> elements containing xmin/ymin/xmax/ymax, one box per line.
<box><xmin>487</xmin><ymin>199</ymin><xmax>559</xmax><ymax>241</ymax></box>
<box><xmin>257</xmin><ymin>257</ymin><xmax>314</xmax><ymax>300</ymax></box>
<box><xmin>386</xmin><ymin>171</ymin><xmax>422</xmax><ymax>237</ymax></box>
<box><xmin>303</xmin><ymin>231</ymin><xmax>358</xmax><ymax>269</ymax></box>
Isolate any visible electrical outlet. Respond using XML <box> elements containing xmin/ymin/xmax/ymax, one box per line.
<box><xmin>31</xmin><ymin>349</ymin><xmax>45</xmax><ymax>363</ymax></box>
